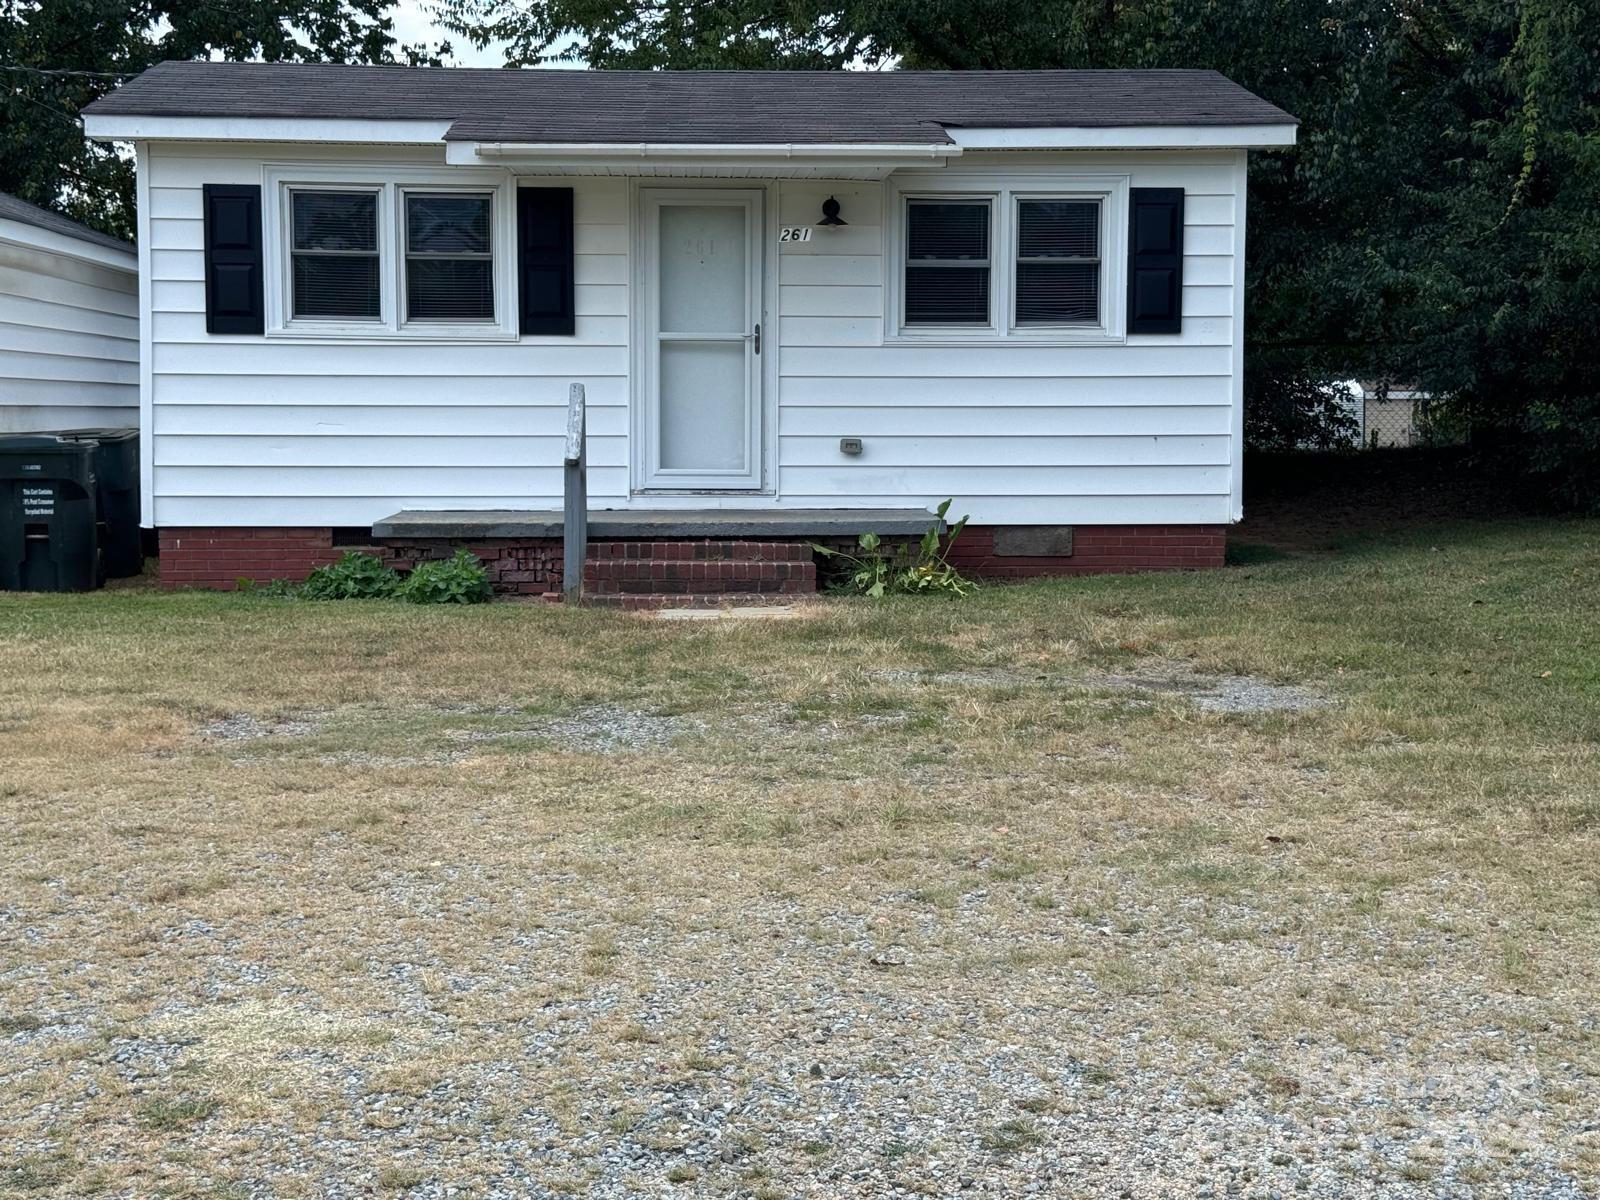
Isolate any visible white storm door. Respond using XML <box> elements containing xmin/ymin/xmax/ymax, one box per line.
<box><xmin>640</xmin><ymin>189</ymin><xmax>763</xmax><ymax>491</ymax></box>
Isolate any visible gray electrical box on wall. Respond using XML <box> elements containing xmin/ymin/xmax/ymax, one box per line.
<box><xmin>839</xmin><ymin>437</ymin><xmax>863</xmax><ymax>456</ymax></box>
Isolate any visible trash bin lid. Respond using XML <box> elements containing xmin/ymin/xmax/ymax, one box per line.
<box><xmin>0</xmin><ymin>433</ymin><xmax>81</xmax><ymax>452</ymax></box>
<box><xmin>0</xmin><ymin>435</ymin><xmax>97</xmax><ymax>482</ymax></box>
<box><xmin>49</xmin><ymin>427</ymin><xmax>139</xmax><ymax>445</ymax></box>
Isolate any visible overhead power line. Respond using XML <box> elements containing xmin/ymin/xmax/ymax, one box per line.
<box><xmin>0</xmin><ymin>63</ymin><xmax>135</xmax><ymax>80</ymax></box>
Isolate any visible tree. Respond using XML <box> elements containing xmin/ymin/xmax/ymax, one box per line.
<box><xmin>0</xmin><ymin>0</ymin><xmax>444</xmax><ymax>239</ymax></box>
<box><xmin>1382</xmin><ymin>1</ymin><xmax>1600</xmax><ymax>507</ymax></box>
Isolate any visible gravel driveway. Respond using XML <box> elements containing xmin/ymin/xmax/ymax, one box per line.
<box><xmin>4</xmin><ymin>545</ymin><xmax>1597</xmax><ymax>1199</ymax></box>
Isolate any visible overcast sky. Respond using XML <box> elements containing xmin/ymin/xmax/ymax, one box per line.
<box><xmin>389</xmin><ymin>1</ymin><xmax>517</xmax><ymax>67</ymax></box>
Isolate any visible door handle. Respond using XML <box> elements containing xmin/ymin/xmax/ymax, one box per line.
<box><xmin>753</xmin><ymin>323</ymin><xmax>761</xmax><ymax>355</ymax></box>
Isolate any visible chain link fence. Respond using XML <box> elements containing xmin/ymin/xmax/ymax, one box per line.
<box><xmin>1353</xmin><ymin>384</ymin><xmax>1461</xmax><ymax>449</ymax></box>
<box><xmin>1361</xmin><ymin>387</ymin><xmax>1423</xmax><ymax>448</ymax></box>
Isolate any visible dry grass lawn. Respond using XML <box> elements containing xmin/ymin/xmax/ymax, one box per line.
<box><xmin>1</xmin><ymin>515</ymin><xmax>1596</xmax><ymax>1199</ymax></box>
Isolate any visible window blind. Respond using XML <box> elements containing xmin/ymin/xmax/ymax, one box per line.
<box><xmin>1016</xmin><ymin>199</ymin><xmax>1100</xmax><ymax>326</ymax></box>
<box><xmin>905</xmin><ymin>199</ymin><xmax>991</xmax><ymax>325</ymax></box>
<box><xmin>405</xmin><ymin>193</ymin><xmax>494</xmax><ymax>322</ymax></box>
<box><xmin>290</xmin><ymin>191</ymin><xmax>380</xmax><ymax>320</ymax></box>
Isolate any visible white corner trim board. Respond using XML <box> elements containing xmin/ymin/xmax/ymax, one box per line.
<box><xmin>946</xmin><ymin>125</ymin><xmax>1298</xmax><ymax>150</ymax></box>
<box><xmin>82</xmin><ymin>115</ymin><xmax>455</xmax><ymax>145</ymax></box>
<box><xmin>135</xmin><ymin>141</ymin><xmax>155</xmax><ymax>527</ymax></box>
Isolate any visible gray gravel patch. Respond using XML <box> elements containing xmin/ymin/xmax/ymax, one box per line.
<box><xmin>1103</xmin><ymin>665</ymin><xmax>1328</xmax><ymax>713</ymax></box>
<box><xmin>522</xmin><ymin>703</ymin><xmax>707</xmax><ymax>754</ymax></box>
<box><xmin>197</xmin><ymin>710</ymin><xmax>327</xmax><ymax>741</ymax></box>
<box><xmin>873</xmin><ymin>660</ymin><xmax>1329</xmax><ymax>715</ymax></box>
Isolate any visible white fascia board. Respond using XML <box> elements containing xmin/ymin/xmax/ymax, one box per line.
<box><xmin>447</xmin><ymin>140</ymin><xmax>959</xmax><ymax>167</ymax></box>
<box><xmin>946</xmin><ymin>125</ymin><xmax>1298</xmax><ymax>150</ymax></box>
<box><xmin>82</xmin><ymin>114</ymin><xmax>453</xmax><ymax>145</ymax></box>
<box><xmin>0</xmin><ymin>217</ymin><xmax>137</xmax><ymax>273</ymax></box>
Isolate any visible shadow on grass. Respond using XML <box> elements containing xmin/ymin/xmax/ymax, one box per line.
<box><xmin>1224</xmin><ymin>542</ymin><xmax>1294</xmax><ymax>567</ymax></box>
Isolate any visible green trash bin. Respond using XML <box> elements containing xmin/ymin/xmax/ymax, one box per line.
<box><xmin>54</xmin><ymin>428</ymin><xmax>141</xmax><ymax>577</ymax></box>
<box><xmin>0</xmin><ymin>435</ymin><xmax>103</xmax><ymax>592</ymax></box>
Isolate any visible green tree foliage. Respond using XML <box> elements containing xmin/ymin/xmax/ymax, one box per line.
<box><xmin>441</xmin><ymin>0</ymin><xmax>1600</xmax><ymax>506</ymax></box>
<box><xmin>0</xmin><ymin>0</ymin><xmax>442</xmax><ymax>239</ymax></box>
<box><xmin>1384</xmin><ymin>2</ymin><xmax>1600</xmax><ymax>507</ymax></box>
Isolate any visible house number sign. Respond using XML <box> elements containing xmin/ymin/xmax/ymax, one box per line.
<box><xmin>777</xmin><ymin>227</ymin><xmax>813</xmax><ymax>244</ymax></box>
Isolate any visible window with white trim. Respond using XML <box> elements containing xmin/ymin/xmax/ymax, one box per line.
<box><xmin>402</xmin><ymin>191</ymin><xmax>495</xmax><ymax>323</ymax></box>
<box><xmin>904</xmin><ymin>199</ymin><xmax>991</xmax><ymax>326</ymax></box>
<box><xmin>267</xmin><ymin>169</ymin><xmax>516</xmax><ymax>339</ymax></box>
<box><xmin>289</xmin><ymin>189</ymin><xmax>381</xmax><ymax>321</ymax></box>
<box><xmin>891</xmin><ymin>177</ymin><xmax>1127</xmax><ymax>341</ymax></box>
<box><xmin>1014</xmin><ymin>198</ymin><xmax>1100</xmax><ymax>326</ymax></box>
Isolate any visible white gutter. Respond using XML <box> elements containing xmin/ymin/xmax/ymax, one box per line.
<box><xmin>460</xmin><ymin>141</ymin><xmax>958</xmax><ymax>159</ymax></box>
<box><xmin>946</xmin><ymin>124</ymin><xmax>1298</xmax><ymax>150</ymax></box>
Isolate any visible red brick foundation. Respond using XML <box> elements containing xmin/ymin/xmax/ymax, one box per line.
<box><xmin>155</xmin><ymin>523</ymin><xmax>1227</xmax><ymax>592</ymax></box>
<box><xmin>157</xmin><ymin>528</ymin><xmax>348</xmax><ymax>590</ymax></box>
<box><xmin>156</xmin><ymin>528</ymin><xmax>563</xmax><ymax>595</ymax></box>
<box><xmin>385</xmin><ymin>539</ymin><xmax>563</xmax><ymax>597</ymax></box>
<box><xmin>945</xmin><ymin>524</ymin><xmax>1227</xmax><ymax>577</ymax></box>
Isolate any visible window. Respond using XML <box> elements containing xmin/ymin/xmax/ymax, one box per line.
<box><xmin>403</xmin><ymin>192</ymin><xmax>494</xmax><ymax>323</ymax></box>
<box><xmin>268</xmin><ymin>170</ymin><xmax>517</xmax><ymax>339</ymax></box>
<box><xmin>904</xmin><ymin>199</ymin><xmax>991</xmax><ymax>326</ymax></box>
<box><xmin>290</xmin><ymin>190</ymin><xmax>380</xmax><ymax>320</ymax></box>
<box><xmin>1015</xmin><ymin>199</ymin><xmax>1100</xmax><ymax>326</ymax></box>
<box><xmin>889</xmin><ymin>176</ymin><xmax>1126</xmax><ymax>341</ymax></box>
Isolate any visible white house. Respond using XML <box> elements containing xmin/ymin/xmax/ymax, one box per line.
<box><xmin>0</xmin><ymin>192</ymin><xmax>139</xmax><ymax>434</ymax></box>
<box><xmin>83</xmin><ymin>63</ymin><xmax>1296</xmax><ymax>598</ymax></box>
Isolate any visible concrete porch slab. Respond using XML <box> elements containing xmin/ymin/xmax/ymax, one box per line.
<box><xmin>655</xmin><ymin>605</ymin><xmax>805</xmax><ymax>621</ymax></box>
<box><xmin>371</xmin><ymin>508</ymin><xmax>939</xmax><ymax>540</ymax></box>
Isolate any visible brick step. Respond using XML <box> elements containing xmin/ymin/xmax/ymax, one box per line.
<box><xmin>584</xmin><ymin>576</ymin><xmax>814</xmax><ymax>597</ymax></box>
<box><xmin>584</xmin><ymin>558</ymin><xmax>815</xmax><ymax>583</ymax></box>
<box><xmin>583</xmin><ymin>541</ymin><xmax>817</xmax><ymax>602</ymax></box>
<box><xmin>586</xmin><ymin>539</ymin><xmax>814</xmax><ymax>563</ymax></box>
<box><xmin>585</xmin><ymin>592</ymin><xmax>807</xmax><ymax>611</ymax></box>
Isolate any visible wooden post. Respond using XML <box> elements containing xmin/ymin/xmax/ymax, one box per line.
<box><xmin>563</xmin><ymin>382</ymin><xmax>587</xmax><ymax>605</ymax></box>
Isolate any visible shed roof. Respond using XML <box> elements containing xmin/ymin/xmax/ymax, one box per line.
<box><xmin>0</xmin><ymin>191</ymin><xmax>134</xmax><ymax>254</ymax></box>
<box><xmin>84</xmin><ymin>63</ymin><xmax>1297</xmax><ymax>145</ymax></box>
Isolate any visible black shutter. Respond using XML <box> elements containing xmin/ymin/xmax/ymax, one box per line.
<box><xmin>1126</xmin><ymin>188</ymin><xmax>1184</xmax><ymax>335</ymax></box>
<box><xmin>518</xmin><ymin>187</ymin><xmax>574</xmax><ymax>336</ymax></box>
<box><xmin>202</xmin><ymin>184</ymin><xmax>263</xmax><ymax>335</ymax></box>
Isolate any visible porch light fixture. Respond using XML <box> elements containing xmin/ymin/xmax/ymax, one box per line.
<box><xmin>817</xmin><ymin>196</ymin><xmax>847</xmax><ymax>226</ymax></box>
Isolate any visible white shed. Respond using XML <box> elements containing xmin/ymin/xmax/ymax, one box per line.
<box><xmin>83</xmin><ymin>64</ymin><xmax>1297</xmax><ymax>596</ymax></box>
<box><xmin>0</xmin><ymin>192</ymin><xmax>139</xmax><ymax>434</ymax></box>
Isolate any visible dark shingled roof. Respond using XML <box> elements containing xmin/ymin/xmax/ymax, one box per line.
<box><xmin>0</xmin><ymin>192</ymin><xmax>134</xmax><ymax>254</ymax></box>
<box><xmin>85</xmin><ymin>63</ymin><xmax>1297</xmax><ymax>145</ymax></box>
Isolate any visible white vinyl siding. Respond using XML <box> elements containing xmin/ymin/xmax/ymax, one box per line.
<box><xmin>0</xmin><ymin>237</ymin><xmax>138</xmax><ymax>433</ymax></box>
<box><xmin>142</xmin><ymin>143</ymin><xmax>1244</xmax><ymax>528</ymax></box>
<box><xmin>143</xmin><ymin>142</ymin><xmax>628</xmax><ymax>527</ymax></box>
<box><xmin>775</xmin><ymin>152</ymin><xmax>1241</xmax><ymax>524</ymax></box>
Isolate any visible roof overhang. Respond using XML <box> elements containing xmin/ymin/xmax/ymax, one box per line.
<box><xmin>81</xmin><ymin>114</ymin><xmax>454</xmax><ymax>145</ymax></box>
<box><xmin>80</xmin><ymin>112</ymin><xmax>1296</xmax><ymax>160</ymax></box>
<box><xmin>445</xmin><ymin>140</ymin><xmax>960</xmax><ymax>178</ymax></box>
<box><xmin>79</xmin><ymin>114</ymin><xmax>963</xmax><ymax>176</ymax></box>
<box><xmin>0</xmin><ymin>216</ymin><xmax>137</xmax><ymax>272</ymax></box>
<box><xmin>945</xmin><ymin>124</ymin><xmax>1298</xmax><ymax>149</ymax></box>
